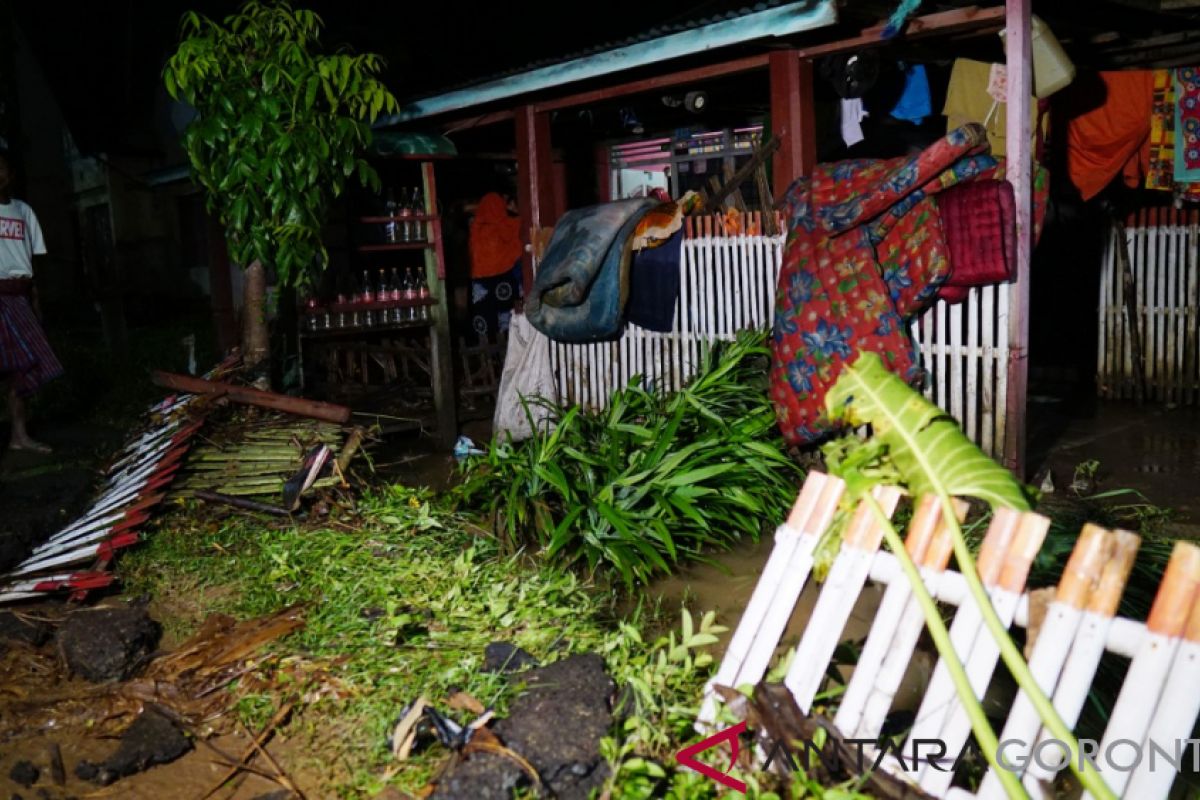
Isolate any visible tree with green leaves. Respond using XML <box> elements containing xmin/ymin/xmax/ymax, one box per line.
<box><xmin>164</xmin><ymin>1</ymin><xmax>397</xmax><ymax>368</ymax></box>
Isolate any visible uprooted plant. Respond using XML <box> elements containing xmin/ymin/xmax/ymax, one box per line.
<box><xmin>820</xmin><ymin>352</ymin><xmax>1116</xmax><ymax>800</ymax></box>
<box><xmin>454</xmin><ymin>331</ymin><xmax>803</xmax><ymax>587</ymax></box>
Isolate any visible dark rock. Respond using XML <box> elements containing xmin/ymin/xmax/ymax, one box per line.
<box><xmin>0</xmin><ymin>612</ymin><xmax>53</xmax><ymax>647</ymax></box>
<box><xmin>8</xmin><ymin>762</ymin><xmax>38</xmax><ymax>788</ymax></box>
<box><xmin>494</xmin><ymin>654</ymin><xmax>613</xmax><ymax>799</ymax></box>
<box><xmin>429</xmin><ymin>752</ymin><xmax>528</xmax><ymax>800</ymax></box>
<box><xmin>10</xmin><ymin>793</ymin><xmax>21</xmax><ymax>800</ymax></box>
<box><xmin>56</xmin><ymin>606</ymin><xmax>161</xmax><ymax>682</ymax></box>
<box><xmin>482</xmin><ymin>642</ymin><xmax>539</xmax><ymax>674</ymax></box>
<box><xmin>79</xmin><ymin>709</ymin><xmax>192</xmax><ymax>785</ymax></box>
<box><xmin>434</xmin><ymin>653</ymin><xmax>613</xmax><ymax>800</ymax></box>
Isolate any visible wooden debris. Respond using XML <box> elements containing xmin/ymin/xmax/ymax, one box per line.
<box><xmin>152</xmin><ymin>371</ymin><xmax>351</xmax><ymax>424</ymax></box>
<box><xmin>747</xmin><ymin>682</ymin><xmax>937</xmax><ymax>800</ymax></box>
<box><xmin>194</xmin><ymin>490</ymin><xmax>291</xmax><ymax>516</ymax></box>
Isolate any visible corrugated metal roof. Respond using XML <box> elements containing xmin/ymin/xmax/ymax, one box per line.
<box><xmin>452</xmin><ymin>1</ymin><xmax>791</xmax><ymax>89</ymax></box>
<box><xmin>383</xmin><ymin>0</ymin><xmax>836</xmax><ymax>123</ymax></box>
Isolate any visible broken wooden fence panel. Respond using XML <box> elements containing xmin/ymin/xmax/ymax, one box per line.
<box><xmin>701</xmin><ymin>471</ymin><xmax>1200</xmax><ymax>799</ymax></box>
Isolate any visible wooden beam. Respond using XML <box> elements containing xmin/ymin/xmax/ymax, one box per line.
<box><xmin>422</xmin><ymin>160</ymin><xmax>458</xmax><ymax>447</ymax></box>
<box><xmin>429</xmin><ymin>7</ymin><xmax>1004</xmax><ymax>133</ymax></box>
<box><xmin>769</xmin><ymin>51</ymin><xmax>815</xmax><ymax>192</ymax></box>
<box><xmin>795</xmin><ymin>5</ymin><xmax>1006</xmax><ymax>58</ymax></box>
<box><xmin>1003</xmin><ymin>0</ymin><xmax>1032</xmax><ymax>477</ymax></box>
<box><xmin>535</xmin><ymin>53</ymin><xmax>770</xmax><ymax>113</ymax></box>
<box><xmin>515</xmin><ymin>105</ymin><xmax>554</xmax><ymax>292</ymax></box>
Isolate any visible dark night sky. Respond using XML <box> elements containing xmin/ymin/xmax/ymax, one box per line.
<box><xmin>14</xmin><ymin>0</ymin><xmax>799</xmax><ymax>154</ymax></box>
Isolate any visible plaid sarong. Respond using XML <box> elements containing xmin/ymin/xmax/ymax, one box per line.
<box><xmin>0</xmin><ymin>286</ymin><xmax>63</xmax><ymax>397</ymax></box>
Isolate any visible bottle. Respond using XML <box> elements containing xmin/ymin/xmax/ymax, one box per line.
<box><xmin>384</xmin><ymin>189</ymin><xmax>399</xmax><ymax>243</ymax></box>
<box><xmin>403</xmin><ymin>267</ymin><xmax>417</xmax><ymax>321</ymax></box>
<box><xmin>416</xmin><ymin>269</ymin><xmax>430</xmax><ymax>320</ymax></box>
<box><xmin>408</xmin><ymin>187</ymin><xmax>424</xmax><ymax>242</ymax></box>
<box><xmin>389</xmin><ymin>267</ymin><xmax>402</xmax><ymax>302</ymax></box>
<box><xmin>397</xmin><ymin>187</ymin><xmax>413</xmax><ymax>243</ymax></box>
<box><xmin>360</xmin><ymin>270</ymin><xmax>374</xmax><ymax>303</ymax></box>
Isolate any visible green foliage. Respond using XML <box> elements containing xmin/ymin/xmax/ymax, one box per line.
<box><xmin>122</xmin><ymin>486</ymin><xmax>619</xmax><ymax>794</ymax></box>
<box><xmin>454</xmin><ymin>332</ymin><xmax>803</xmax><ymax>587</ymax></box>
<box><xmin>163</xmin><ymin>1</ymin><xmax>397</xmax><ymax>289</ymax></box>
<box><xmin>822</xmin><ymin>353</ymin><xmax>1114</xmax><ymax>799</ymax></box>
<box><xmin>824</xmin><ymin>352</ymin><xmax>1030</xmax><ymax>511</ymax></box>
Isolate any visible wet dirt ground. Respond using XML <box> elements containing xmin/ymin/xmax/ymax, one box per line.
<box><xmin>0</xmin><ymin>422</ymin><xmax>123</xmax><ymax>574</ymax></box>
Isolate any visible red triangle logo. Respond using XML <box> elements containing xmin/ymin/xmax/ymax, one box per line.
<box><xmin>674</xmin><ymin>721</ymin><xmax>748</xmax><ymax>793</ymax></box>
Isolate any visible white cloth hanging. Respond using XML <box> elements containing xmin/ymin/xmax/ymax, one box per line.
<box><xmin>493</xmin><ymin>312</ymin><xmax>557</xmax><ymax>442</ymax></box>
<box><xmin>840</xmin><ymin>97</ymin><xmax>868</xmax><ymax>147</ymax></box>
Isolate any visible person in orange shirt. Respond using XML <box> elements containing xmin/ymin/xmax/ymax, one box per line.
<box><xmin>467</xmin><ymin>192</ymin><xmax>523</xmax><ymax>342</ymax></box>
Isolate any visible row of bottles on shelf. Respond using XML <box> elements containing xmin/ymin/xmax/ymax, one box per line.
<box><xmin>383</xmin><ymin>187</ymin><xmax>426</xmax><ymax>243</ymax></box>
<box><xmin>303</xmin><ymin>267</ymin><xmax>431</xmax><ymax>331</ymax></box>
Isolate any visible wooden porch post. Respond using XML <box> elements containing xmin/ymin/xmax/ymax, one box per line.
<box><xmin>1003</xmin><ymin>0</ymin><xmax>1032</xmax><ymax>476</ymax></box>
<box><xmin>768</xmin><ymin>51</ymin><xmax>816</xmax><ymax>193</ymax></box>
<box><xmin>515</xmin><ymin>104</ymin><xmax>554</xmax><ymax>291</ymax></box>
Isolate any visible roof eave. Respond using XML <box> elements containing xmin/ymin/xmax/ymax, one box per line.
<box><xmin>377</xmin><ymin>0</ymin><xmax>837</xmax><ymax>126</ymax></box>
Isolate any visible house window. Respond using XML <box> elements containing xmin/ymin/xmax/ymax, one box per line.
<box><xmin>609</xmin><ymin>125</ymin><xmax>765</xmax><ymax>203</ymax></box>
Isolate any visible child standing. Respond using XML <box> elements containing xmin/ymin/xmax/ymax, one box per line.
<box><xmin>0</xmin><ymin>149</ymin><xmax>61</xmax><ymax>453</ymax></box>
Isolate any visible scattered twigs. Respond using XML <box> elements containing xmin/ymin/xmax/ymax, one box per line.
<box><xmin>196</xmin><ymin>699</ymin><xmax>295</xmax><ymax>800</ymax></box>
<box><xmin>237</xmin><ymin>718</ymin><xmax>305</xmax><ymax>798</ymax></box>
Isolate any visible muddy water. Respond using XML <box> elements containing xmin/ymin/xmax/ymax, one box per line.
<box><xmin>641</xmin><ymin>535</ymin><xmax>935</xmax><ymax>713</ymax></box>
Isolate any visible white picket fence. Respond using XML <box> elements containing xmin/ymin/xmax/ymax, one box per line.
<box><xmin>911</xmin><ymin>288</ymin><xmax>1011</xmax><ymax>459</ymax></box>
<box><xmin>1097</xmin><ymin>207</ymin><xmax>1200</xmax><ymax>404</ymax></box>
<box><xmin>700</xmin><ymin>471</ymin><xmax>1200</xmax><ymax>800</ymax></box>
<box><xmin>548</xmin><ymin>216</ymin><xmax>784</xmax><ymax>407</ymax></box>
<box><xmin>546</xmin><ymin>219</ymin><xmax>1011</xmax><ymax>458</ymax></box>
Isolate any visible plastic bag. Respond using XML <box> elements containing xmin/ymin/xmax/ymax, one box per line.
<box><xmin>493</xmin><ymin>313</ymin><xmax>557</xmax><ymax>442</ymax></box>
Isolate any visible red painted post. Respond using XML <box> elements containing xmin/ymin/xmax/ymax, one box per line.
<box><xmin>515</xmin><ymin>105</ymin><xmax>554</xmax><ymax>292</ymax></box>
<box><xmin>1003</xmin><ymin>0</ymin><xmax>1032</xmax><ymax>476</ymax></box>
<box><xmin>768</xmin><ymin>51</ymin><xmax>816</xmax><ymax>194</ymax></box>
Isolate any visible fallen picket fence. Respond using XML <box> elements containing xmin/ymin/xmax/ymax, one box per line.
<box><xmin>700</xmin><ymin>471</ymin><xmax>1200</xmax><ymax>799</ymax></box>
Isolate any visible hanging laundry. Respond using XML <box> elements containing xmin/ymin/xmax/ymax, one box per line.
<box><xmin>630</xmin><ymin>191</ymin><xmax>700</xmax><ymax>250</ymax></box>
<box><xmin>469</xmin><ymin>193</ymin><xmax>523</xmax><ymax>279</ymax></box>
<box><xmin>771</xmin><ymin>124</ymin><xmax>998</xmax><ymax>446</ymax></box>
<box><xmin>888</xmin><ymin>63</ymin><xmax>932</xmax><ymax>125</ymax></box>
<box><xmin>841</xmin><ymin>97</ymin><xmax>868</xmax><ymax>147</ymax></box>
<box><xmin>1145</xmin><ymin>69</ymin><xmax>1200</xmax><ymax>201</ymax></box>
<box><xmin>627</xmin><ymin>229</ymin><xmax>683</xmax><ymax>333</ymax></box>
<box><xmin>1062</xmin><ymin>71</ymin><xmax>1153</xmax><ymax>201</ymax></box>
<box><xmin>526</xmin><ymin>198</ymin><xmax>656</xmax><ymax>343</ymax></box>
<box><xmin>936</xmin><ymin>159</ymin><xmax>1051</xmax><ymax>304</ymax></box>
<box><xmin>1174</xmin><ymin>67</ymin><xmax>1200</xmax><ymax>183</ymax></box>
<box><xmin>944</xmin><ymin>59</ymin><xmax>1042</xmax><ymax>157</ymax></box>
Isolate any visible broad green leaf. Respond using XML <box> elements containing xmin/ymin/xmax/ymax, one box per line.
<box><xmin>825</xmin><ymin>352</ymin><xmax>1029</xmax><ymax>511</ymax></box>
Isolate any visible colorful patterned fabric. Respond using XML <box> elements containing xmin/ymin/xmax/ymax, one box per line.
<box><xmin>1145</xmin><ymin>70</ymin><xmax>1200</xmax><ymax>201</ymax></box>
<box><xmin>1175</xmin><ymin>67</ymin><xmax>1200</xmax><ymax>183</ymax></box>
<box><xmin>0</xmin><ymin>291</ymin><xmax>63</xmax><ymax>397</ymax></box>
<box><xmin>771</xmin><ymin>124</ymin><xmax>992</xmax><ymax>446</ymax></box>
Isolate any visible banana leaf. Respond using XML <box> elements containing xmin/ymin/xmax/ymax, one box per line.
<box><xmin>824</xmin><ymin>352</ymin><xmax>1030</xmax><ymax>511</ymax></box>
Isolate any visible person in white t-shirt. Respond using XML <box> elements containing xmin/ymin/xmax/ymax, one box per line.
<box><xmin>0</xmin><ymin>149</ymin><xmax>62</xmax><ymax>453</ymax></box>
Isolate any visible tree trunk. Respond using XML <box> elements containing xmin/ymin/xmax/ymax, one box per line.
<box><xmin>242</xmin><ymin>259</ymin><xmax>270</xmax><ymax>370</ymax></box>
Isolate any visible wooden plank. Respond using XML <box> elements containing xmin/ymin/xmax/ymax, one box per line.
<box><xmin>423</xmin><ymin>160</ymin><xmax>458</xmax><ymax>446</ymax></box>
<box><xmin>698</xmin><ymin>473</ymin><xmax>844</xmax><ymax>728</ymax></box>
<box><xmin>783</xmin><ymin>486</ymin><xmax>903</xmax><ymax>712</ymax></box>
<box><xmin>1082</xmin><ymin>542</ymin><xmax>1200</xmax><ymax>798</ymax></box>
<box><xmin>794</xmin><ymin>5</ymin><xmax>1006</xmax><ymax>59</ymax></box>
<box><xmin>1003</xmin><ymin>0</ymin><xmax>1033</xmax><ymax>476</ymax></box>
<box><xmin>769</xmin><ymin>51</ymin><xmax>815</xmax><ymax>190</ymax></box>
<box><xmin>1123</xmin><ymin>588</ymin><xmax>1200</xmax><ymax>799</ymax></box>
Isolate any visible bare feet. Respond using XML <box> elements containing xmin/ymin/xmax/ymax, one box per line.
<box><xmin>9</xmin><ymin>435</ymin><xmax>51</xmax><ymax>454</ymax></box>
